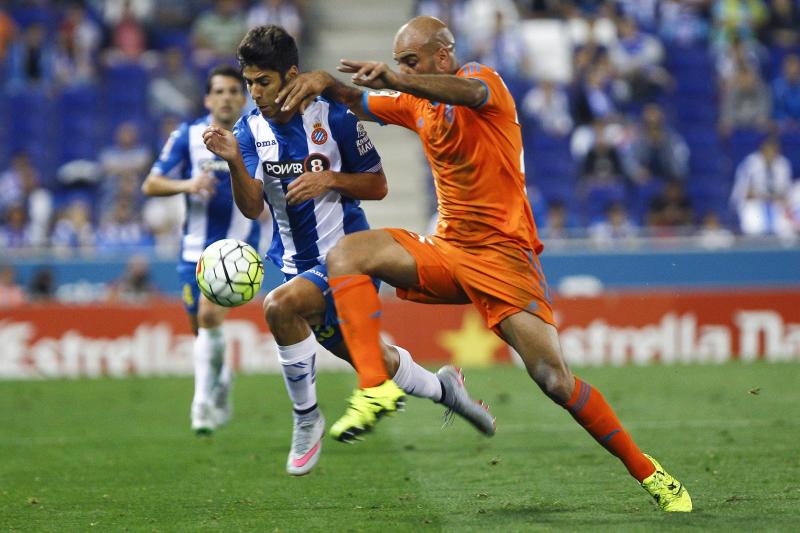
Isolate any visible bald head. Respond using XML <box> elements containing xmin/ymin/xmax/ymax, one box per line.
<box><xmin>395</xmin><ymin>16</ymin><xmax>454</xmax><ymax>50</ymax></box>
<box><xmin>393</xmin><ymin>16</ymin><xmax>457</xmax><ymax>74</ymax></box>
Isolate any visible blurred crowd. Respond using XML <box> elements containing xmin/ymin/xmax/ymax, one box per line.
<box><xmin>416</xmin><ymin>0</ymin><xmax>800</xmax><ymax>244</ymax></box>
<box><xmin>0</xmin><ymin>0</ymin><xmax>307</xmax><ymax>255</ymax></box>
<box><xmin>0</xmin><ymin>254</ymin><xmax>161</xmax><ymax>307</ymax></box>
<box><xmin>1</xmin><ymin>0</ymin><xmax>800</xmax><ymax>259</ymax></box>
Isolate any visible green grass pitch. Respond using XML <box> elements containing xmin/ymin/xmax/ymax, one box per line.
<box><xmin>1</xmin><ymin>363</ymin><xmax>799</xmax><ymax>532</ymax></box>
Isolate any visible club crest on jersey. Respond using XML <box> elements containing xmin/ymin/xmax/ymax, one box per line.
<box><xmin>311</xmin><ymin>122</ymin><xmax>328</xmax><ymax>145</ymax></box>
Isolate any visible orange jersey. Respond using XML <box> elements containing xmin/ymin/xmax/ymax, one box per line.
<box><xmin>363</xmin><ymin>62</ymin><xmax>541</xmax><ymax>253</ymax></box>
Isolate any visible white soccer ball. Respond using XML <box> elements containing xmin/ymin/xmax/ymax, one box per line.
<box><xmin>196</xmin><ymin>239</ymin><xmax>264</xmax><ymax>307</ymax></box>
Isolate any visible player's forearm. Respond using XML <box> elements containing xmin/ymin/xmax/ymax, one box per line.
<box><xmin>328</xmin><ymin>169</ymin><xmax>388</xmax><ymax>200</ymax></box>
<box><xmin>141</xmin><ymin>174</ymin><xmax>189</xmax><ymax>196</ymax></box>
<box><xmin>320</xmin><ymin>74</ymin><xmax>370</xmax><ymax>121</ymax></box>
<box><xmin>392</xmin><ymin>73</ymin><xmax>486</xmax><ymax>108</ymax></box>
<box><xmin>227</xmin><ymin>156</ymin><xmax>264</xmax><ymax>219</ymax></box>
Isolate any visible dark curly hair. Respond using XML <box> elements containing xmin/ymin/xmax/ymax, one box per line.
<box><xmin>237</xmin><ymin>25</ymin><xmax>299</xmax><ymax>78</ymax></box>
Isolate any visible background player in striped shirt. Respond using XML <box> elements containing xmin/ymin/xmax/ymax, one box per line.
<box><xmin>203</xmin><ymin>25</ymin><xmax>494</xmax><ymax>476</ymax></box>
<box><xmin>142</xmin><ymin>65</ymin><xmax>261</xmax><ymax>435</ymax></box>
<box><xmin>276</xmin><ymin>16</ymin><xmax>692</xmax><ymax>511</ymax></box>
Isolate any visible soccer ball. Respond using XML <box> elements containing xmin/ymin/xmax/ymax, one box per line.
<box><xmin>196</xmin><ymin>239</ymin><xmax>264</xmax><ymax>307</ymax></box>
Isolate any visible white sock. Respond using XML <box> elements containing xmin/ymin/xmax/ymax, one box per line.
<box><xmin>278</xmin><ymin>333</ymin><xmax>318</xmax><ymax>414</ymax></box>
<box><xmin>390</xmin><ymin>345</ymin><xmax>443</xmax><ymax>402</ymax></box>
<box><xmin>218</xmin><ymin>362</ymin><xmax>232</xmax><ymax>390</ymax></box>
<box><xmin>207</xmin><ymin>327</ymin><xmax>229</xmax><ymax>388</ymax></box>
<box><xmin>193</xmin><ymin>326</ymin><xmax>225</xmax><ymax>406</ymax></box>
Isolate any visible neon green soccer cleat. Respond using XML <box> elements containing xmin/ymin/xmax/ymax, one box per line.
<box><xmin>641</xmin><ymin>454</ymin><xmax>693</xmax><ymax>512</ymax></box>
<box><xmin>329</xmin><ymin>380</ymin><xmax>406</xmax><ymax>443</ymax></box>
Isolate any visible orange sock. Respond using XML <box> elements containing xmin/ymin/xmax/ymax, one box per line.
<box><xmin>563</xmin><ymin>377</ymin><xmax>655</xmax><ymax>482</ymax></box>
<box><xmin>330</xmin><ymin>274</ymin><xmax>390</xmax><ymax>388</ymax></box>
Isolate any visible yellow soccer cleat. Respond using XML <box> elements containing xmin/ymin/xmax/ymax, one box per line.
<box><xmin>329</xmin><ymin>380</ymin><xmax>406</xmax><ymax>443</ymax></box>
<box><xmin>641</xmin><ymin>454</ymin><xmax>693</xmax><ymax>512</ymax></box>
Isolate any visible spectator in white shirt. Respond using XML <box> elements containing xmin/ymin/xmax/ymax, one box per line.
<box><xmin>730</xmin><ymin>136</ymin><xmax>796</xmax><ymax>236</ymax></box>
<box><xmin>474</xmin><ymin>9</ymin><xmax>529</xmax><ymax>79</ymax></box>
<box><xmin>522</xmin><ymin>80</ymin><xmax>573</xmax><ymax>136</ymax></box>
<box><xmin>246</xmin><ymin>0</ymin><xmax>303</xmax><ymax>41</ymax></box>
<box><xmin>608</xmin><ymin>16</ymin><xmax>670</xmax><ymax>103</ymax></box>
<box><xmin>460</xmin><ymin>0</ymin><xmax>519</xmax><ymax>60</ymax></box>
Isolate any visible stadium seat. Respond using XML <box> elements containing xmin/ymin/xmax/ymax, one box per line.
<box><xmin>57</xmin><ymin>86</ymin><xmax>104</xmax><ymax>163</ymax></box>
<box><xmin>5</xmin><ymin>88</ymin><xmax>59</xmax><ymax>183</ymax></box>
<box><xmin>726</xmin><ymin>129</ymin><xmax>766</xmax><ymax>166</ymax></box>
<box><xmin>584</xmin><ymin>182</ymin><xmax>626</xmax><ymax>223</ymax></box>
<box><xmin>666</xmin><ymin>44</ymin><xmax>713</xmax><ymax>69</ymax></box>
<box><xmin>630</xmin><ymin>180</ymin><xmax>665</xmax><ymax>224</ymax></box>
<box><xmin>0</xmin><ymin>93</ymin><xmax>7</xmax><ymax>162</ymax></box>
<box><xmin>779</xmin><ymin>131</ymin><xmax>800</xmax><ymax>172</ymax></box>
<box><xmin>150</xmin><ymin>29</ymin><xmax>192</xmax><ymax>52</ymax></box>
<box><xmin>104</xmin><ymin>64</ymin><xmax>150</xmax><ymax>123</ymax></box>
<box><xmin>675</xmin><ymin>99</ymin><xmax>718</xmax><ymax>125</ymax></box>
<box><xmin>686</xmin><ymin>177</ymin><xmax>733</xmax><ymax>222</ymax></box>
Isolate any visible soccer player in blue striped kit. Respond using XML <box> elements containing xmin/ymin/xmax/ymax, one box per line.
<box><xmin>143</xmin><ymin>65</ymin><xmax>261</xmax><ymax>435</ymax></box>
<box><xmin>203</xmin><ymin>25</ymin><xmax>495</xmax><ymax>475</ymax></box>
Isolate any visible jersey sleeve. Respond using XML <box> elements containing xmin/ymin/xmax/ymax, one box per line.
<box><xmin>329</xmin><ymin>105</ymin><xmax>382</xmax><ymax>173</ymax></box>
<box><xmin>232</xmin><ymin>115</ymin><xmax>260</xmax><ymax>179</ymax></box>
<box><xmin>457</xmin><ymin>62</ymin><xmax>511</xmax><ymax>116</ymax></box>
<box><xmin>362</xmin><ymin>90</ymin><xmax>417</xmax><ymax>130</ymax></box>
<box><xmin>150</xmin><ymin>123</ymin><xmax>189</xmax><ymax>178</ymax></box>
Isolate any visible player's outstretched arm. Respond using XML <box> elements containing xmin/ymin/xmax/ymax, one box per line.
<box><xmin>276</xmin><ymin>70</ymin><xmax>372</xmax><ymax>122</ymax></box>
<box><xmin>141</xmin><ymin>172</ymin><xmax>216</xmax><ymax>197</ymax></box>
<box><xmin>339</xmin><ymin>59</ymin><xmax>486</xmax><ymax>108</ymax></box>
<box><xmin>202</xmin><ymin>126</ymin><xmax>264</xmax><ymax>219</ymax></box>
<box><xmin>285</xmin><ymin>169</ymin><xmax>387</xmax><ymax>206</ymax></box>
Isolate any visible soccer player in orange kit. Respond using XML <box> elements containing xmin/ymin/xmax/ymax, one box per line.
<box><xmin>276</xmin><ymin>16</ymin><xmax>692</xmax><ymax>511</ymax></box>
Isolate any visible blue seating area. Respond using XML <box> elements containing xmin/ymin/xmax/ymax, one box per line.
<box><xmin>523</xmin><ymin>39</ymin><xmax>800</xmax><ymax>228</ymax></box>
<box><xmin>0</xmin><ymin>61</ymin><xmax>164</xmax><ymax>188</ymax></box>
<box><xmin>1</xmin><ymin>3</ymin><xmax>798</xmax><ymax>235</ymax></box>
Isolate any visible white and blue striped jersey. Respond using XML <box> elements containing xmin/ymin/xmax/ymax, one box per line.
<box><xmin>233</xmin><ymin>97</ymin><xmax>382</xmax><ymax>275</ymax></box>
<box><xmin>151</xmin><ymin>115</ymin><xmax>261</xmax><ymax>263</ymax></box>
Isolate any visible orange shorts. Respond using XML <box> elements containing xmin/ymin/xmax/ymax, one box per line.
<box><xmin>385</xmin><ymin>228</ymin><xmax>555</xmax><ymax>336</ymax></box>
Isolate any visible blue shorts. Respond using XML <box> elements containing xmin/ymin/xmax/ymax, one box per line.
<box><xmin>286</xmin><ymin>264</ymin><xmax>380</xmax><ymax>350</ymax></box>
<box><xmin>178</xmin><ymin>261</ymin><xmax>200</xmax><ymax>315</ymax></box>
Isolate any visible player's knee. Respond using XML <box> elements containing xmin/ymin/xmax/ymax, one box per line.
<box><xmin>197</xmin><ymin>304</ymin><xmax>224</xmax><ymax>329</ymax></box>
<box><xmin>528</xmin><ymin>360</ymin><xmax>574</xmax><ymax>404</ymax></box>
<box><xmin>543</xmin><ymin>372</ymin><xmax>574</xmax><ymax>404</ymax></box>
<box><xmin>263</xmin><ymin>286</ymin><xmax>302</xmax><ymax>327</ymax></box>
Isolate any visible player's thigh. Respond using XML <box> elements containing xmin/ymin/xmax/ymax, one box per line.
<box><xmin>383</xmin><ymin>229</ymin><xmax>469</xmax><ymax>303</ymax></box>
<box><xmin>326</xmin><ymin>229</ymin><xmax>420</xmax><ymax>289</ymax></box>
<box><xmin>498</xmin><ymin>311</ymin><xmax>574</xmax><ymax>400</ymax></box>
<box><xmin>456</xmin><ymin>244</ymin><xmax>555</xmax><ymax>329</ymax></box>
<box><xmin>263</xmin><ymin>275</ymin><xmax>327</xmax><ymax>323</ymax></box>
<box><xmin>197</xmin><ymin>294</ymin><xmax>229</xmax><ymax>328</ymax></box>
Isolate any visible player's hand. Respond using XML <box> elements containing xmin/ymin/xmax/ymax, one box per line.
<box><xmin>286</xmin><ymin>170</ymin><xmax>334</xmax><ymax>205</ymax></box>
<box><xmin>185</xmin><ymin>172</ymin><xmax>217</xmax><ymax>197</ymax></box>
<box><xmin>338</xmin><ymin>59</ymin><xmax>398</xmax><ymax>90</ymax></box>
<box><xmin>202</xmin><ymin>126</ymin><xmax>240</xmax><ymax>162</ymax></box>
<box><xmin>276</xmin><ymin>71</ymin><xmax>335</xmax><ymax>113</ymax></box>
